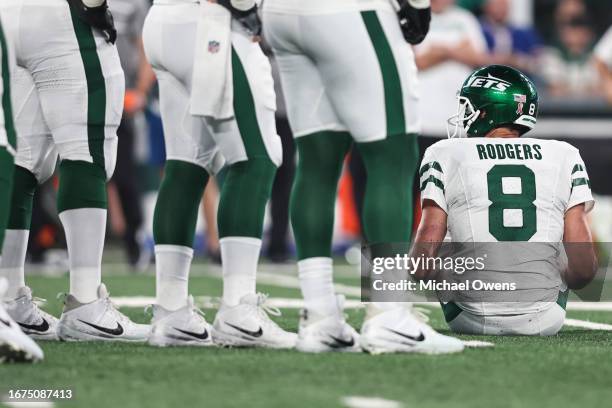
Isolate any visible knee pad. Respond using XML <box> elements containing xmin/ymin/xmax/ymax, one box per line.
<box><xmin>57</xmin><ymin>160</ymin><xmax>107</xmax><ymax>212</ymax></box>
<box><xmin>55</xmin><ymin>137</ymin><xmax>118</xmax><ymax>181</ymax></box>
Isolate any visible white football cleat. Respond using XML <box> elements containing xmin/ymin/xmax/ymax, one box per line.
<box><xmin>213</xmin><ymin>293</ymin><xmax>297</xmax><ymax>349</ymax></box>
<box><xmin>296</xmin><ymin>295</ymin><xmax>361</xmax><ymax>353</ymax></box>
<box><xmin>57</xmin><ymin>284</ymin><xmax>150</xmax><ymax>342</ymax></box>
<box><xmin>5</xmin><ymin>286</ymin><xmax>59</xmax><ymax>340</ymax></box>
<box><xmin>0</xmin><ymin>279</ymin><xmax>44</xmax><ymax>363</ymax></box>
<box><xmin>360</xmin><ymin>303</ymin><xmax>464</xmax><ymax>355</ymax></box>
<box><xmin>149</xmin><ymin>296</ymin><xmax>214</xmax><ymax>347</ymax></box>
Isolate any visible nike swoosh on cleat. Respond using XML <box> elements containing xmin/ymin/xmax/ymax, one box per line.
<box><xmin>78</xmin><ymin>320</ymin><xmax>124</xmax><ymax>336</ymax></box>
<box><xmin>324</xmin><ymin>335</ymin><xmax>355</xmax><ymax>349</ymax></box>
<box><xmin>174</xmin><ymin>327</ymin><xmax>209</xmax><ymax>340</ymax></box>
<box><xmin>19</xmin><ymin>318</ymin><xmax>50</xmax><ymax>333</ymax></box>
<box><xmin>385</xmin><ymin>328</ymin><xmax>425</xmax><ymax>342</ymax></box>
<box><xmin>225</xmin><ymin>322</ymin><xmax>263</xmax><ymax>338</ymax></box>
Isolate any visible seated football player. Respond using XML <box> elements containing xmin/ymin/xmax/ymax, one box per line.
<box><xmin>412</xmin><ymin>65</ymin><xmax>597</xmax><ymax>336</ymax></box>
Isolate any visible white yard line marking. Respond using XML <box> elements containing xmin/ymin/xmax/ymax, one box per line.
<box><xmin>111</xmin><ymin>296</ymin><xmax>364</xmax><ymax>309</ymax></box>
<box><xmin>462</xmin><ymin>340</ymin><xmax>495</xmax><ymax>348</ymax></box>
<box><xmin>198</xmin><ymin>271</ymin><xmax>612</xmax><ymax>312</ymax></box>
<box><xmin>255</xmin><ymin>271</ymin><xmax>362</xmax><ymax>297</ymax></box>
<box><xmin>564</xmin><ymin>318</ymin><xmax>612</xmax><ymax>331</ymax></box>
<box><xmin>2</xmin><ymin>401</ymin><xmax>55</xmax><ymax>408</ymax></box>
<box><xmin>566</xmin><ymin>302</ymin><xmax>612</xmax><ymax>312</ymax></box>
<box><xmin>341</xmin><ymin>396</ymin><xmax>403</xmax><ymax>408</ymax></box>
<box><xmin>111</xmin><ymin>294</ymin><xmax>612</xmax><ymax>316</ymax></box>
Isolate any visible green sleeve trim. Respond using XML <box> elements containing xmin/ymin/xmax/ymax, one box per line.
<box><xmin>420</xmin><ymin>175</ymin><xmax>445</xmax><ymax>192</ymax></box>
<box><xmin>571</xmin><ymin>177</ymin><xmax>590</xmax><ymax>191</ymax></box>
<box><xmin>419</xmin><ymin>161</ymin><xmax>443</xmax><ymax>177</ymax></box>
<box><xmin>571</xmin><ymin>164</ymin><xmax>584</xmax><ymax>174</ymax></box>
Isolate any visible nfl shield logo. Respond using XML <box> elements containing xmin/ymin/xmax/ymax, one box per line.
<box><xmin>208</xmin><ymin>41</ymin><xmax>220</xmax><ymax>54</ymax></box>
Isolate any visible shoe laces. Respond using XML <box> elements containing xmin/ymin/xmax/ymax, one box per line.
<box><xmin>408</xmin><ymin>305</ymin><xmax>431</xmax><ymax>323</ymax></box>
<box><xmin>17</xmin><ymin>288</ymin><xmax>46</xmax><ymax>310</ymax></box>
<box><xmin>254</xmin><ymin>293</ymin><xmax>281</xmax><ymax>318</ymax></box>
<box><xmin>146</xmin><ymin>297</ymin><xmax>207</xmax><ymax>322</ymax></box>
<box><xmin>99</xmin><ymin>288</ymin><xmax>131</xmax><ymax>323</ymax></box>
<box><xmin>243</xmin><ymin>293</ymin><xmax>282</xmax><ymax>330</ymax></box>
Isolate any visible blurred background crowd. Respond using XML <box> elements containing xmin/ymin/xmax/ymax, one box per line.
<box><xmin>26</xmin><ymin>0</ymin><xmax>612</xmax><ymax>272</ymax></box>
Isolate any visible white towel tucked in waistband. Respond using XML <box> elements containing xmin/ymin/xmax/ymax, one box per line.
<box><xmin>190</xmin><ymin>1</ymin><xmax>234</xmax><ymax>120</ymax></box>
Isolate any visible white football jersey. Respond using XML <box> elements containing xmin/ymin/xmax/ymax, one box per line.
<box><xmin>420</xmin><ymin>137</ymin><xmax>594</xmax><ymax>315</ymax></box>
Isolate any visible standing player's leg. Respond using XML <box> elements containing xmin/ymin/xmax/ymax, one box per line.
<box><xmin>19</xmin><ymin>2</ymin><xmax>149</xmax><ymax>341</ymax></box>
<box><xmin>0</xmin><ymin>20</ymin><xmax>44</xmax><ymax>362</ymax></box>
<box><xmin>147</xmin><ymin>70</ymin><xmax>222</xmax><ymax>347</ymax></box>
<box><xmin>210</xmin><ymin>36</ymin><xmax>296</xmax><ymax>349</ymax></box>
<box><xmin>0</xmin><ymin>68</ymin><xmax>59</xmax><ymax>340</ymax></box>
<box><xmin>264</xmin><ymin>15</ymin><xmax>361</xmax><ymax>352</ymax></box>
<box><xmin>0</xmin><ymin>20</ymin><xmax>16</xmax><ymax>261</ymax></box>
<box><xmin>314</xmin><ymin>9</ymin><xmax>462</xmax><ymax>354</ymax></box>
<box><xmin>142</xmin><ymin>6</ymin><xmax>223</xmax><ymax>347</ymax></box>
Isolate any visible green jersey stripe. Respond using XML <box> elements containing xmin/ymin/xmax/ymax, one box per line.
<box><xmin>361</xmin><ymin>11</ymin><xmax>405</xmax><ymax>137</ymax></box>
<box><xmin>419</xmin><ymin>161</ymin><xmax>443</xmax><ymax>177</ymax></box>
<box><xmin>0</xmin><ymin>22</ymin><xmax>16</xmax><ymax>150</ymax></box>
<box><xmin>571</xmin><ymin>177</ymin><xmax>590</xmax><ymax>190</ymax></box>
<box><xmin>69</xmin><ymin>9</ymin><xmax>106</xmax><ymax>171</ymax></box>
<box><xmin>420</xmin><ymin>175</ymin><xmax>444</xmax><ymax>192</ymax></box>
<box><xmin>571</xmin><ymin>164</ymin><xmax>584</xmax><ymax>174</ymax></box>
<box><xmin>231</xmin><ymin>47</ymin><xmax>268</xmax><ymax>160</ymax></box>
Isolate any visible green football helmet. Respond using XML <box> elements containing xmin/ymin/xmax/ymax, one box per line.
<box><xmin>447</xmin><ymin>65</ymin><xmax>538</xmax><ymax>138</ymax></box>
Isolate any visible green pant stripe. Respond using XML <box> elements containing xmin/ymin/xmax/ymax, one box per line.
<box><xmin>440</xmin><ymin>302</ymin><xmax>463</xmax><ymax>323</ymax></box>
<box><xmin>0</xmin><ymin>23</ymin><xmax>16</xmax><ymax>150</ymax></box>
<box><xmin>69</xmin><ymin>9</ymin><xmax>106</xmax><ymax>171</ymax></box>
<box><xmin>556</xmin><ymin>290</ymin><xmax>569</xmax><ymax>311</ymax></box>
<box><xmin>231</xmin><ymin>47</ymin><xmax>268</xmax><ymax>160</ymax></box>
<box><xmin>361</xmin><ymin>11</ymin><xmax>405</xmax><ymax>137</ymax></box>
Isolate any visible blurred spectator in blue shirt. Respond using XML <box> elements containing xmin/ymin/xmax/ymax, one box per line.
<box><xmin>479</xmin><ymin>0</ymin><xmax>541</xmax><ymax>73</ymax></box>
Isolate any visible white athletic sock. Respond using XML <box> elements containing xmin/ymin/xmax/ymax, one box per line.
<box><xmin>220</xmin><ymin>237</ymin><xmax>261</xmax><ymax>307</ymax></box>
<box><xmin>298</xmin><ymin>257</ymin><xmax>338</xmax><ymax>316</ymax></box>
<box><xmin>0</xmin><ymin>230</ymin><xmax>29</xmax><ymax>299</ymax></box>
<box><xmin>155</xmin><ymin>245</ymin><xmax>192</xmax><ymax>311</ymax></box>
<box><xmin>59</xmin><ymin>208</ymin><xmax>106</xmax><ymax>304</ymax></box>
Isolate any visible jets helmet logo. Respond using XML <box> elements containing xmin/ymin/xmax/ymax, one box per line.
<box><xmin>465</xmin><ymin>74</ymin><xmax>511</xmax><ymax>92</ymax></box>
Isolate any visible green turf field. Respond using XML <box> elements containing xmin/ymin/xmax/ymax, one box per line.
<box><xmin>1</xmin><ymin>260</ymin><xmax>612</xmax><ymax>408</ymax></box>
